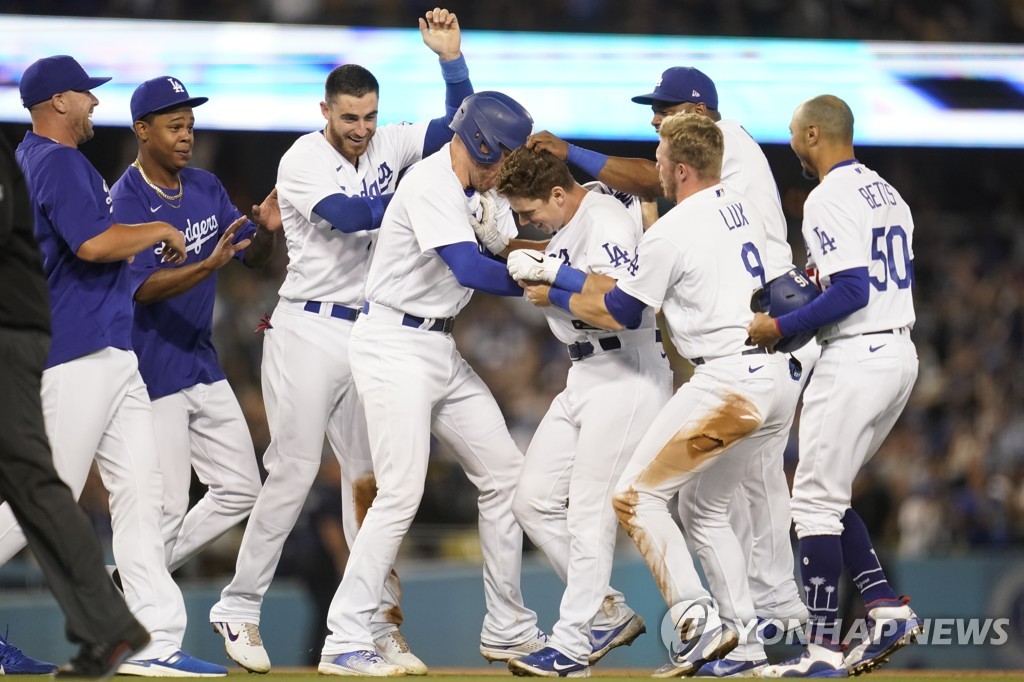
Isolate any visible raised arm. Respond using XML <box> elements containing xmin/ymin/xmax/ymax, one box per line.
<box><xmin>420</xmin><ymin>8</ymin><xmax>474</xmax><ymax>154</ymax></box>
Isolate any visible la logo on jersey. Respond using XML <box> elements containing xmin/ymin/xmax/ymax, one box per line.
<box><xmin>813</xmin><ymin>226</ymin><xmax>837</xmax><ymax>253</ymax></box>
<box><xmin>167</xmin><ymin>78</ymin><xmax>185</xmax><ymax>93</ymax></box>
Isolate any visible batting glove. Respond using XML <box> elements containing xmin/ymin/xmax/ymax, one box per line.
<box><xmin>507</xmin><ymin>249</ymin><xmax>560</xmax><ymax>283</ymax></box>
<box><xmin>469</xmin><ymin>192</ymin><xmax>508</xmax><ymax>255</ymax></box>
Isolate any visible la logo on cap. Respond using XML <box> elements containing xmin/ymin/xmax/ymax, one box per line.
<box><xmin>167</xmin><ymin>78</ymin><xmax>185</xmax><ymax>93</ymax></box>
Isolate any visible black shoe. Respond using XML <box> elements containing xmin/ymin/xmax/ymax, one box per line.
<box><xmin>57</xmin><ymin>621</ymin><xmax>150</xmax><ymax>678</ymax></box>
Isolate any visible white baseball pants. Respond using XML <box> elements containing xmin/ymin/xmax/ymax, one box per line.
<box><xmin>324</xmin><ymin>313</ymin><xmax>537</xmax><ymax>654</ymax></box>
<box><xmin>792</xmin><ymin>332</ymin><xmax>918</xmax><ymax>537</ymax></box>
<box><xmin>614</xmin><ymin>352</ymin><xmax>793</xmax><ymax>660</ymax></box>
<box><xmin>514</xmin><ymin>341</ymin><xmax>672</xmax><ymax>663</ymax></box>
<box><xmin>210</xmin><ymin>300</ymin><xmax>401</xmax><ymax>635</ymax></box>
<box><xmin>0</xmin><ymin>348</ymin><xmax>186</xmax><ymax>659</ymax></box>
<box><xmin>151</xmin><ymin>380</ymin><xmax>262</xmax><ymax>572</ymax></box>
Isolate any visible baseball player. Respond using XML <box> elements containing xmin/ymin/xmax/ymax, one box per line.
<box><xmin>209</xmin><ymin>9</ymin><xmax>472</xmax><ymax>674</ymax></box>
<box><xmin>320</xmin><ymin>91</ymin><xmax>543</xmax><ymax>677</ymax></box>
<box><xmin>6</xmin><ymin>55</ymin><xmax>226</xmax><ymax>676</ymax></box>
<box><xmin>530</xmin><ymin>67</ymin><xmax>814</xmax><ymax>675</ymax></box>
<box><xmin>518</xmin><ymin>112</ymin><xmax>799</xmax><ymax>677</ymax></box>
<box><xmin>110</xmin><ymin>77</ymin><xmax>280</xmax><ymax>574</ymax></box>
<box><xmin>494</xmin><ymin>148</ymin><xmax>672</xmax><ymax>677</ymax></box>
<box><xmin>748</xmin><ymin>95</ymin><xmax>922</xmax><ymax>678</ymax></box>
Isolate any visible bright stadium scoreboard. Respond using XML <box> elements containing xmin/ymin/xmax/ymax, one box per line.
<box><xmin>2</xmin><ymin>15</ymin><xmax>1024</xmax><ymax>147</ymax></box>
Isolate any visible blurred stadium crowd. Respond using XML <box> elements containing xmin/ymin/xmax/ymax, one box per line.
<box><xmin>7</xmin><ymin>0</ymin><xmax>1024</xmax><ymax>43</ymax></box>
<box><xmin>2</xmin><ymin>2</ymin><xmax>1022</xmax><ymax>589</ymax></box>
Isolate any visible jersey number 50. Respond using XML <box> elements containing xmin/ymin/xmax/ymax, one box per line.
<box><xmin>870</xmin><ymin>225</ymin><xmax>912</xmax><ymax>291</ymax></box>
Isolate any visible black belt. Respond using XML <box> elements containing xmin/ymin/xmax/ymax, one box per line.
<box><xmin>690</xmin><ymin>347</ymin><xmax>766</xmax><ymax>366</ymax></box>
<box><xmin>361</xmin><ymin>302</ymin><xmax>455</xmax><ymax>334</ymax></box>
<box><xmin>303</xmin><ymin>300</ymin><xmax>359</xmax><ymax>321</ymax></box>
<box><xmin>567</xmin><ymin>330</ymin><xmax>663</xmax><ymax>362</ymax></box>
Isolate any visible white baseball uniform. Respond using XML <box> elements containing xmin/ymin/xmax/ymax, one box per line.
<box><xmin>210</xmin><ymin>121</ymin><xmax>431</xmax><ymax>635</ymax></box>
<box><xmin>791</xmin><ymin>161</ymin><xmax>917</xmax><ymax>537</ymax></box>
<box><xmin>323</xmin><ymin>143</ymin><xmax>537</xmax><ymax>655</ymax></box>
<box><xmin>512</xmin><ymin>191</ymin><xmax>672</xmax><ymax>663</ymax></box>
<box><xmin>612</xmin><ymin>183</ymin><xmax>793</xmax><ymax>661</ymax></box>
<box><xmin>698</xmin><ymin>120</ymin><xmax>813</xmax><ymax>628</ymax></box>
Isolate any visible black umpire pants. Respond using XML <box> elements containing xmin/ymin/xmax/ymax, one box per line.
<box><xmin>0</xmin><ymin>328</ymin><xmax>139</xmax><ymax>646</ymax></box>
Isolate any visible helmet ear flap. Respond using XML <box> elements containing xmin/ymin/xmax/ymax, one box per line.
<box><xmin>450</xmin><ymin>91</ymin><xmax>534</xmax><ymax>165</ymax></box>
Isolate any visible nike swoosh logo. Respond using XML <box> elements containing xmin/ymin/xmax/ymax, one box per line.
<box><xmin>223</xmin><ymin>623</ymin><xmax>240</xmax><ymax>642</ymax></box>
<box><xmin>552</xmin><ymin>661</ymin><xmax>578</xmax><ymax>671</ymax></box>
<box><xmin>869</xmin><ymin>344</ymin><xmax>886</xmax><ymax>352</ymax></box>
<box><xmin>150</xmin><ymin>205</ymin><xmax>162</xmax><ymax>213</ymax></box>
<box><xmin>526</xmin><ymin>253</ymin><xmax>544</xmax><ymax>263</ymax></box>
<box><xmin>748</xmin><ymin>365</ymin><xmax>764</xmax><ymax>373</ymax></box>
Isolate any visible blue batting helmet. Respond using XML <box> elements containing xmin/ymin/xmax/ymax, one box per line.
<box><xmin>751</xmin><ymin>268</ymin><xmax>821</xmax><ymax>354</ymax></box>
<box><xmin>450</xmin><ymin>91</ymin><xmax>533</xmax><ymax>165</ymax></box>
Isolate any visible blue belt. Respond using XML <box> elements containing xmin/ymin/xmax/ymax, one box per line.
<box><xmin>567</xmin><ymin>330</ymin><xmax>662</xmax><ymax>361</ymax></box>
<box><xmin>690</xmin><ymin>346</ymin><xmax>766</xmax><ymax>366</ymax></box>
<box><xmin>303</xmin><ymin>300</ymin><xmax>359</xmax><ymax>321</ymax></box>
<box><xmin>361</xmin><ymin>302</ymin><xmax>455</xmax><ymax>334</ymax></box>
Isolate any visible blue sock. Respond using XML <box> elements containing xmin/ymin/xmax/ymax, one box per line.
<box><xmin>799</xmin><ymin>535</ymin><xmax>844</xmax><ymax>649</ymax></box>
<box><xmin>840</xmin><ymin>508</ymin><xmax>899</xmax><ymax>606</ymax></box>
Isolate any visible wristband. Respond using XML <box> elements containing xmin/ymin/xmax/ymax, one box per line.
<box><xmin>548</xmin><ymin>286</ymin><xmax>573</xmax><ymax>313</ymax></box>
<box><xmin>440</xmin><ymin>54</ymin><xmax>469</xmax><ymax>82</ymax></box>
<box><xmin>566</xmin><ymin>144</ymin><xmax>609</xmax><ymax>179</ymax></box>
<box><xmin>553</xmin><ymin>265</ymin><xmax>587</xmax><ymax>293</ymax></box>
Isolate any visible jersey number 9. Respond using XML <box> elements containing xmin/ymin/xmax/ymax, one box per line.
<box><xmin>741</xmin><ymin>242</ymin><xmax>767</xmax><ymax>288</ymax></box>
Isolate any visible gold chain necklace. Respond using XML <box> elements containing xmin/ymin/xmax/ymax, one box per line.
<box><xmin>132</xmin><ymin>160</ymin><xmax>183</xmax><ymax>207</ymax></box>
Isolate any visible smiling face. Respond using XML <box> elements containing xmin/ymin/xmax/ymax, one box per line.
<box><xmin>61</xmin><ymin>89</ymin><xmax>100</xmax><ymax>145</ymax></box>
<box><xmin>507</xmin><ymin>188</ymin><xmax>569</xmax><ymax>235</ymax></box>
<box><xmin>322</xmin><ymin>92</ymin><xmax>378</xmax><ymax>165</ymax></box>
<box><xmin>140</xmin><ymin>107</ymin><xmax>195</xmax><ymax>173</ymax></box>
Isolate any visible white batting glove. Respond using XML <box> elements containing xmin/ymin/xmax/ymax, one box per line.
<box><xmin>507</xmin><ymin>249</ymin><xmax>560</xmax><ymax>284</ymax></box>
<box><xmin>469</xmin><ymin>192</ymin><xmax>508</xmax><ymax>255</ymax></box>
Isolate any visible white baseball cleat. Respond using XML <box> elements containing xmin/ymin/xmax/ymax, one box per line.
<box><xmin>589</xmin><ymin>604</ymin><xmax>646</xmax><ymax>663</ymax></box>
<box><xmin>211</xmin><ymin>621</ymin><xmax>271</xmax><ymax>674</ymax></box>
<box><xmin>761</xmin><ymin>643</ymin><xmax>848</xmax><ymax>678</ymax></box>
<box><xmin>374</xmin><ymin>630</ymin><xmax>427</xmax><ymax>676</ymax></box>
<box><xmin>319</xmin><ymin>650</ymin><xmax>406</xmax><ymax>677</ymax></box>
<box><xmin>844</xmin><ymin>598</ymin><xmax>923</xmax><ymax>676</ymax></box>
<box><xmin>480</xmin><ymin>629</ymin><xmax>550</xmax><ymax>663</ymax></box>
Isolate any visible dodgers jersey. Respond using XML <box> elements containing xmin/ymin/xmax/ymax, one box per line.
<box><xmin>364</xmin><ymin>143</ymin><xmax>516</xmax><ymax>318</ymax></box>
<box><xmin>276</xmin><ymin>121</ymin><xmax>430</xmax><ymax>305</ymax></box>
<box><xmin>718</xmin><ymin>119</ymin><xmax>793</xmax><ymax>281</ymax></box>
<box><xmin>803</xmin><ymin>160</ymin><xmax>916</xmax><ymax>341</ymax></box>
<box><xmin>583</xmin><ymin>180</ymin><xmax>644</xmax><ymax>231</ymax></box>
<box><xmin>111</xmin><ymin>165</ymin><xmax>256</xmax><ymax>399</ymax></box>
<box><xmin>543</xmin><ymin>191</ymin><xmax>655</xmax><ymax>344</ymax></box>
<box><xmin>617</xmin><ymin>184</ymin><xmax>768</xmax><ymax>361</ymax></box>
<box><xmin>15</xmin><ymin>131</ymin><xmax>133</xmax><ymax>368</ymax></box>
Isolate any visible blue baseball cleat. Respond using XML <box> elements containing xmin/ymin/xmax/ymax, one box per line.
<box><xmin>652</xmin><ymin>623</ymin><xmax>738</xmax><ymax>678</ymax></box>
<box><xmin>118</xmin><ymin>650</ymin><xmax>227</xmax><ymax>677</ymax></box>
<box><xmin>761</xmin><ymin>645</ymin><xmax>848</xmax><ymax>678</ymax></box>
<box><xmin>589</xmin><ymin>607</ymin><xmax>646</xmax><ymax>663</ymax></box>
<box><xmin>508</xmin><ymin>646</ymin><xmax>590</xmax><ymax>677</ymax></box>
<box><xmin>844</xmin><ymin>598</ymin><xmax>922</xmax><ymax>676</ymax></box>
<box><xmin>695</xmin><ymin>658</ymin><xmax>768</xmax><ymax>677</ymax></box>
<box><xmin>0</xmin><ymin>628</ymin><xmax>58</xmax><ymax>674</ymax></box>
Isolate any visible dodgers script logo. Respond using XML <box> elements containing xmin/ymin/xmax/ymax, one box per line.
<box><xmin>154</xmin><ymin>213</ymin><xmax>220</xmax><ymax>257</ymax></box>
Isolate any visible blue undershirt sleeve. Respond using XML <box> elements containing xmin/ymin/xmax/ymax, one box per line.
<box><xmin>313</xmin><ymin>193</ymin><xmax>394</xmax><ymax>233</ymax></box>
<box><xmin>424</xmin><ymin>54</ymin><xmax>474</xmax><ymax>155</ymax></box>
<box><xmin>604</xmin><ymin>286</ymin><xmax>647</xmax><ymax>329</ymax></box>
<box><xmin>436</xmin><ymin>241</ymin><xmax>524</xmax><ymax>297</ymax></box>
<box><xmin>776</xmin><ymin>267</ymin><xmax>869</xmax><ymax>337</ymax></box>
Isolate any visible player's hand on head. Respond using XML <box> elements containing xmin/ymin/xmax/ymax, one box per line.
<box><xmin>507</xmin><ymin>249</ymin><xmax>560</xmax><ymax>284</ymax></box>
<box><xmin>522</xmin><ymin>282</ymin><xmax>552</xmax><ymax>307</ymax></box>
<box><xmin>746</xmin><ymin>312</ymin><xmax>781</xmax><ymax>352</ymax></box>
<box><xmin>419</xmin><ymin>7</ymin><xmax>461</xmax><ymax>61</ymax></box>
<box><xmin>525</xmin><ymin>131</ymin><xmax>569</xmax><ymax>161</ymax></box>
<box><xmin>252</xmin><ymin>187</ymin><xmax>282</xmax><ymax>233</ymax></box>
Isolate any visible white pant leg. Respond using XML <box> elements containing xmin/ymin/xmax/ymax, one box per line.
<box><xmin>614</xmin><ymin>354</ymin><xmax>785</xmax><ymax>618</ymax></box>
<box><xmin>323</xmin><ymin>320</ymin><xmax>441</xmax><ymax>654</ymax></box>
<box><xmin>165</xmin><ymin>381</ymin><xmax>261</xmax><ymax>571</ymax></box>
<box><xmin>792</xmin><ymin>336</ymin><xmax>918</xmax><ymax>537</ymax></box>
<box><xmin>89</xmin><ymin>351</ymin><xmax>187</xmax><ymax>658</ymax></box>
<box><xmin>550</xmin><ymin>346</ymin><xmax>672</xmax><ymax>662</ymax></box>
<box><xmin>325</xmin><ymin>386</ymin><xmax>404</xmax><ymax>638</ymax></box>
<box><xmin>151</xmin><ymin>391</ymin><xmax>194</xmax><ymax>568</ymax></box>
<box><xmin>431</xmin><ymin>350</ymin><xmax>538</xmax><ymax>646</ymax></box>
<box><xmin>211</xmin><ymin>306</ymin><xmax>350</xmax><ymax>623</ymax></box>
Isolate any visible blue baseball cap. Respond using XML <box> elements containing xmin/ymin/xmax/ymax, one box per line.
<box><xmin>130</xmin><ymin>76</ymin><xmax>208</xmax><ymax>122</ymax></box>
<box><xmin>20</xmin><ymin>55</ymin><xmax>111</xmax><ymax>108</ymax></box>
<box><xmin>631</xmin><ymin>66</ymin><xmax>719</xmax><ymax>110</ymax></box>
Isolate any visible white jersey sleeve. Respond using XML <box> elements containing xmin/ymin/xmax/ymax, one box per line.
<box><xmin>583</xmin><ymin>180</ymin><xmax>644</xmax><ymax>232</ymax></box>
<box><xmin>802</xmin><ymin>162</ymin><xmax>916</xmax><ymax>340</ymax></box>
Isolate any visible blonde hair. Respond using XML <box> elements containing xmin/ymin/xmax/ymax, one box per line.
<box><xmin>658</xmin><ymin>113</ymin><xmax>723</xmax><ymax>180</ymax></box>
